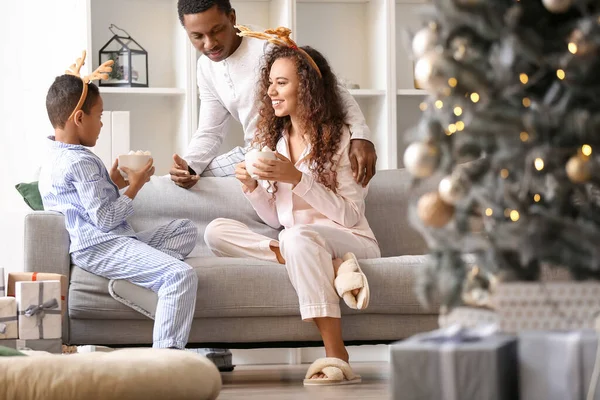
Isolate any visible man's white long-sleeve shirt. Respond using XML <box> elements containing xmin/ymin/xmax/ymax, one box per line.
<box><xmin>184</xmin><ymin>34</ymin><xmax>373</xmax><ymax>174</ymax></box>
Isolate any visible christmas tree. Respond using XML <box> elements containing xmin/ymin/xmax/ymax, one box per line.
<box><xmin>404</xmin><ymin>0</ymin><xmax>600</xmax><ymax>309</ymax></box>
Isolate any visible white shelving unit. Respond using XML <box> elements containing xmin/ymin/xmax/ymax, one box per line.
<box><xmin>81</xmin><ymin>0</ymin><xmax>425</xmax><ymax>174</ymax></box>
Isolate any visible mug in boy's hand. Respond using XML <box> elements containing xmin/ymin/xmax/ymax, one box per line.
<box><xmin>118</xmin><ymin>151</ymin><xmax>152</xmax><ymax>180</ymax></box>
<box><xmin>245</xmin><ymin>147</ymin><xmax>276</xmax><ymax>179</ymax></box>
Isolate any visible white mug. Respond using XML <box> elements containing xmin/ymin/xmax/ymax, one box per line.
<box><xmin>245</xmin><ymin>151</ymin><xmax>277</xmax><ymax>180</ymax></box>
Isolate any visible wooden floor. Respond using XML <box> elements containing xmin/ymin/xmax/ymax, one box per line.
<box><xmin>218</xmin><ymin>362</ymin><xmax>390</xmax><ymax>399</ymax></box>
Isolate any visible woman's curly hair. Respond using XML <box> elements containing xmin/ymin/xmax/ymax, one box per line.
<box><xmin>253</xmin><ymin>45</ymin><xmax>347</xmax><ymax>193</ymax></box>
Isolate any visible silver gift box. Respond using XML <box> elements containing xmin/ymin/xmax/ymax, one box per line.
<box><xmin>519</xmin><ymin>330</ymin><xmax>600</xmax><ymax>400</ymax></box>
<box><xmin>390</xmin><ymin>329</ymin><xmax>519</xmax><ymax>400</ymax></box>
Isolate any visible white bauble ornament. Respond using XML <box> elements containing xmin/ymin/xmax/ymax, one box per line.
<box><xmin>403</xmin><ymin>142</ymin><xmax>440</xmax><ymax>178</ymax></box>
<box><xmin>412</xmin><ymin>27</ymin><xmax>437</xmax><ymax>58</ymax></box>
<box><xmin>542</xmin><ymin>0</ymin><xmax>571</xmax><ymax>13</ymax></box>
<box><xmin>438</xmin><ymin>173</ymin><xmax>469</xmax><ymax>205</ymax></box>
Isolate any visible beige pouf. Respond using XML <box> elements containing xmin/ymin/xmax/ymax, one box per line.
<box><xmin>1</xmin><ymin>348</ymin><xmax>221</xmax><ymax>400</ymax></box>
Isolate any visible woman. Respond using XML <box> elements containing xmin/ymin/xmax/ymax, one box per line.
<box><xmin>204</xmin><ymin>29</ymin><xmax>380</xmax><ymax>385</ymax></box>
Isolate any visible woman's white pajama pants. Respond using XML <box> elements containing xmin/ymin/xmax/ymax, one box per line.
<box><xmin>204</xmin><ymin>218</ymin><xmax>380</xmax><ymax>320</ymax></box>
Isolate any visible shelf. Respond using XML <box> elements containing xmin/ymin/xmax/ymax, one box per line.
<box><xmin>349</xmin><ymin>89</ymin><xmax>386</xmax><ymax>97</ymax></box>
<box><xmin>99</xmin><ymin>87</ymin><xmax>186</xmax><ymax>95</ymax></box>
<box><xmin>397</xmin><ymin>89</ymin><xmax>427</xmax><ymax>96</ymax></box>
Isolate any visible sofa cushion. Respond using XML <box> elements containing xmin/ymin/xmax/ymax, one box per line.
<box><xmin>68</xmin><ymin>255</ymin><xmax>436</xmax><ymax>320</ymax></box>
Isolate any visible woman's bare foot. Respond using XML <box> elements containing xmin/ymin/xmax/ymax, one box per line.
<box><xmin>270</xmin><ymin>244</ymin><xmax>285</xmax><ymax>264</ymax></box>
<box><xmin>333</xmin><ymin>258</ymin><xmax>360</xmax><ymax>297</ymax></box>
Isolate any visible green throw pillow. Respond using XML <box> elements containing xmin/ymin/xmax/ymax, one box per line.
<box><xmin>0</xmin><ymin>346</ymin><xmax>27</xmax><ymax>357</ymax></box>
<box><xmin>15</xmin><ymin>181</ymin><xmax>44</xmax><ymax>211</ymax></box>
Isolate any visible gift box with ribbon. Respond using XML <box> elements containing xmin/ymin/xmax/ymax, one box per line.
<box><xmin>0</xmin><ymin>297</ymin><xmax>17</xmax><ymax>339</ymax></box>
<box><xmin>390</xmin><ymin>325</ymin><xmax>519</xmax><ymax>400</ymax></box>
<box><xmin>7</xmin><ymin>272</ymin><xmax>67</xmax><ymax>317</ymax></box>
<box><xmin>0</xmin><ymin>267</ymin><xmax>5</xmax><ymax>297</ymax></box>
<box><xmin>0</xmin><ymin>338</ymin><xmax>62</xmax><ymax>354</ymax></box>
<box><xmin>15</xmin><ymin>280</ymin><xmax>62</xmax><ymax>340</ymax></box>
<box><xmin>519</xmin><ymin>330</ymin><xmax>600</xmax><ymax>400</ymax></box>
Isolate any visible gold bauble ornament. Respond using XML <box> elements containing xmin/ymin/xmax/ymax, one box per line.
<box><xmin>542</xmin><ymin>0</ymin><xmax>572</xmax><ymax>13</ymax></box>
<box><xmin>403</xmin><ymin>142</ymin><xmax>440</xmax><ymax>178</ymax></box>
<box><xmin>566</xmin><ymin>155</ymin><xmax>591</xmax><ymax>183</ymax></box>
<box><xmin>417</xmin><ymin>191</ymin><xmax>455</xmax><ymax>228</ymax></box>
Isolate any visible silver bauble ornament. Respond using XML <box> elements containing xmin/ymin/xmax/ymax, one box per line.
<box><xmin>414</xmin><ymin>51</ymin><xmax>442</xmax><ymax>90</ymax></box>
<box><xmin>403</xmin><ymin>142</ymin><xmax>440</xmax><ymax>178</ymax></box>
<box><xmin>542</xmin><ymin>0</ymin><xmax>572</xmax><ymax>13</ymax></box>
<box><xmin>412</xmin><ymin>27</ymin><xmax>437</xmax><ymax>59</ymax></box>
<box><xmin>438</xmin><ymin>173</ymin><xmax>469</xmax><ymax>205</ymax></box>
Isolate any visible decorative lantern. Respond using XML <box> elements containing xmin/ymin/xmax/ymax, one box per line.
<box><xmin>99</xmin><ymin>24</ymin><xmax>148</xmax><ymax>87</ymax></box>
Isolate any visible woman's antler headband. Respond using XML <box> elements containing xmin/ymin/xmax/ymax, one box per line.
<box><xmin>65</xmin><ymin>50</ymin><xmax>114</xmax><ymax>121</ymax></box>
<box><xmin>235</xmin><ymin>25</ymin><xmax>322</xmax><ymax>78</ymax></box>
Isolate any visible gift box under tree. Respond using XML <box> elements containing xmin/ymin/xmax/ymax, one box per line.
<box><xmin>390</xmin><ymin>327</ymin><xmax>519</xmax><ymax>400</ymax></box>
<box><xmin>0</xmin><ymin>297</ymin><xmax>17</xmax><ymax>339</ymax></box>
<box><xmin>16</xmin><ymin>280</ymin><xmax>62</xmax><ymax>340</ymax></box>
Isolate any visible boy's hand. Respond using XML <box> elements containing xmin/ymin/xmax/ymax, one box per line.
<box><xmin>170</xmin><ymin>154</ymin><xmax>199</xmax><ymax>189</ymax></box>
<box><xmin>235</xmin><ymin>161</ymin><xmax>258</xmax><ymax>192</ymax></box>
<box><xmin>122</xmin><ymin>158</ymin><xmax>155</xmax><ymax>200</ymax></box>
<box><xmin>109</xmin><ymin>158</ymin><xmax>128</xmax><ymax>189</ymax></box>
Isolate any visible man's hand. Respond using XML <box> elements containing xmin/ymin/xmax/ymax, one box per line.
<box><xmin>349</xmin><ymin>139</ymin><xmax>377</xmax><ymax>187</ymax></box>
<box><xmin>170</xmin><ymin>154</ymin><xmax>199</xmax><ymax>189</ymax></box>
<box><xmin>235</xmin><ymin>161</ymin><xmax>258</xmax><ymax>193</ymax></box>
<box><xmin>109</xmin><ymin>158</ymin><xmax>128</xmax><ymax>189</ymax></box>
<box><xmin>252</xmin><ymin>153</ymin><xmax>302</xmax><ymax>187</ymax></box>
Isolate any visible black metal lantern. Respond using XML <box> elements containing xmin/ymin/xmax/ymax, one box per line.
<box><xmin>99</xmin><ymin>24</ymin><xmax>148</xmax><ymax>87</ymax></box>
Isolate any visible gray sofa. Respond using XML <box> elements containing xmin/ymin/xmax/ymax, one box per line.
<box><xmin>23</xmin><ymin>168</ymin><xmax>439</xmax><ymax>348</ymax></box>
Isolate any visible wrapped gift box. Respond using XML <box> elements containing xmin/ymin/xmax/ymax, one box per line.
<box><xmin>16</xmin><ymin>280</ymin><xmax>62</xmax><ymax>340</ymax></box>
<box><xmin>7</xmin><ymin>272</ymin><xmax>67</xmax><ymax>317</ymax></box>
<box><xmin>390</xmin><ymin>326</ymin><xmax>519</xmax><ymax>400</ymax></box>
<box><xmin>493</xmin><ymin>282</ymin><xmax>600</xmax><ymax>332</ymax></box>
<box><xmin>0</xmin><ymin>297</ymin><xmax>17</xmax><ymax>339</ymax></box>
<box><xmin>519</xmin><ymin>331</ymin><xmax>600</xmax><ymax>400</ymax></box>
<box><xmin>0</xmin><ymin>338</ymin><xmax>62</xmax><ymax>354</ymax></box>
<box><xmin>0</xmin><ymin>267</ymin><xmax>5</xmax><ymax>297</ymax></box>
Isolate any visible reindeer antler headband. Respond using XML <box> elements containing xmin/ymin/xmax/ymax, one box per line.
<box><xmin>65</xmin><ymin>50</ymin><xmax>114</xmax><ymax>121</ymax></box>
<box><xmin>235</xmin><ymin>26</ymin><xmax>322</xmax><ymax>78</ymax></box>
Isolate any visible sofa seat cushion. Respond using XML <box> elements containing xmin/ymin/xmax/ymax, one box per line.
<box><xmin>69</xmin><ymin>255</ymin><xmax>435</xmax><ymax>320</ymax></box>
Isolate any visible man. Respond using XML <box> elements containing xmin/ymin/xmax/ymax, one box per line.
<box><xmin>171</xmin><ymin>0</ymin><xmax>378</xmax><ymax>189</ymax></box>
<box><xmin>172</xmin><ymin>0</ymin><xmax>378</xmax><ymax>372</ymax></box>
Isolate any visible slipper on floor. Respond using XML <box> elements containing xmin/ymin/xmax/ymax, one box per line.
<box><xmin>334</xmin><ymin>252</ymin><xmax>370</xmax><ymax>310</ymax></box>
<box><xmin>303</xmin><ymin>357</ymin><xmax>361</xmax><ymax>386</ymax></box>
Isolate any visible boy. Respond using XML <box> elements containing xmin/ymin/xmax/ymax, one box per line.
<box><xmin>38</xmin><ymin>53</ymin><xmax>199</xmax><ymax>349</ymax></box>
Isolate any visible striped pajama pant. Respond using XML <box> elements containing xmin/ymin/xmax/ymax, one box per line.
<box><xmin>71</xmin><ymin>219</ymin><xmax>198</xmax><ymax>349</ymax></box>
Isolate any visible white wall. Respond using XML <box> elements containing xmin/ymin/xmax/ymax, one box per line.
<box><xmin>0</xmin><ymin>1</ymin><xmax>88</xmax><ymax>274</ymax></box>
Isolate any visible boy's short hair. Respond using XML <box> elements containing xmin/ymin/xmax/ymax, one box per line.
<box><xmin>177</xmin><ymin>0</ymin><xmax>233</xmax><ymax>24</ymax></box>
<box><xmin>46</xmin><ymin>75</ymin><xmax>100</xmax><ymax>129</ymax></box>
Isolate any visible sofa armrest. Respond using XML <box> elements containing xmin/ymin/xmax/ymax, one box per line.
<box><xmin>24</xmin><ymin>211</ymin><xmax>71</xmax><ymax>279</ymax></box>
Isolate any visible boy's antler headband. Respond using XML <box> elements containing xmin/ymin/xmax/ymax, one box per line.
<box><xmin>65</xmin><ymin>50</ymin><xmax>114</xmax><ymax>121</ymax></box>
<box><xmin>235</xmin><ymin>26</ymin><xmax>322</xmax><ymax>78</ymax></box>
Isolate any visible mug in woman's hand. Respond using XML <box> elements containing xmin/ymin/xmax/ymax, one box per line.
<box><xmin>245</xmin><ymin>149</ymin><xmax>277</xmax><ymax>180</ymax></box>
